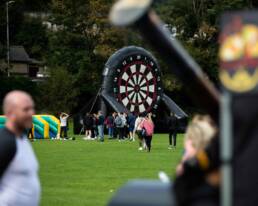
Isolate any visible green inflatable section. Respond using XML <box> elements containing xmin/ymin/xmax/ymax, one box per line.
<box><xmin>0</xmin><ymin>115</ymin><xmax>60</xmax><ymax>139</ymax></box>
<box><xmin>33</xmin><ymin>116</ymin><xmax>46</xmax><ymax>139</ymax></box>
<box><xmin>41</xmin><ymin>115</ymin><xmax>58</xmax><ymax>137</ymax></box>
<box><xmin>0</xmin><ymin>116</ymin><xmax>6</xmax><ymax>128</ymax></box>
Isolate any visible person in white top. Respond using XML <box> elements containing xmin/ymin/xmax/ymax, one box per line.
<box><xmin>60</xmin><ymin>112</ymin><xmax>69</xmax><ymax>139</ymax></box>
<box><xmin>0</xmin><ymin>90</ymin><xmax>41</xmax><ymax>206</ymax></box>
<box><xmin>134</xmin><ymin>114</ymin><xmax>145</xmax><ymax>150</ymax></box>
<box><xmin>121</xmin><ymin>113</ymin><xmax>127</xmax><ymax>139</ymax></box>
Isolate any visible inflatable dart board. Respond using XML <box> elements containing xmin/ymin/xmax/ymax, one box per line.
<box><xmin>73</xmin><ymin>46</ymin><xmax>187</xmax><ymax>134</ymax></box>
<box><xmin>102</xmin><ymin>46</ymin><xmax>162</xmax><ymax>114</ymax></box>
<box><xmin>101</xmin><ymin>46</ymin><xmax>187</xmax><ymax>120</ymax></box>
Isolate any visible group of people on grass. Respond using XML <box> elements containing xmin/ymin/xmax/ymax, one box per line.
<box><xmin>59</xmin><ymin>110</ymin><xmax>180</xmax><ymax>152</ymax></box>
<box><xmin>82</xmin><ymin>111</ymin><xmax>155</xmax><ymax>152</ymax></box>
<box><xmin>81</xmin><ymin>110</ymin><xmax>216</xmax><ymax>158</ymax></box>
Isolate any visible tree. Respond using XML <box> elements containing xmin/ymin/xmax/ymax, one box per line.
<box><xmin>39</xmin><ymin>67</ymin><xmax>79</xmax><ymax>114</ymax></box>
<box><xmin>15</xmin><ymin>18</ymin><xmax>48</xmax><ymax>59</ymax></box>
<box><xmin>0</xmin><ymin>76</ymin><xmax>39</xmax><ymax>113</ymax></box>
<box><xmin>45</xmin><ymin>0</ymin><xmax>141</xmax><ymax>110</ymax></box>
<box><xmin>1</xmin><ymin>0</ymin><xmax>256</xmax><ymax>114</ymax></box>
<box><xmin>155</xmin><ymin>0</ymin><xmax>254</xmax><ymax>86</ymax></box>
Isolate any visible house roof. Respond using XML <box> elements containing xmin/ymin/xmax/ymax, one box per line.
<box><xmin>10</xmin><ymin>46</ymin><xmax>31</xmax><ymax>63</ymax></box>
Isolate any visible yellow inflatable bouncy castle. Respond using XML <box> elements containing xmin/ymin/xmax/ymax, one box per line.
<box><xmin>0</xmin><ymin>115</ymin><xmax>60</xmax><ymax>139</ymax></box>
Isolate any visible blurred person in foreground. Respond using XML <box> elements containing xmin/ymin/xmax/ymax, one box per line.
<box><xmin>0</xmin><ymin>90</ymin><xmax>41</xmax><ymax>206</ymax></box>
<box><xmin>176</xmin><ymin>115</ymin><xmax>217</xmax><ymax>175</ymax></box>
<box><xmin>174</xmin><ymin>115</ymin><xmax>218</xmax><ymax>206</ymax></box>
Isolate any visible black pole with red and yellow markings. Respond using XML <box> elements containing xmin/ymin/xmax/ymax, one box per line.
<box><xmin>219</xmin><ymin>11</ymin><xmax>258</xmax><ymax>206</ymax></box>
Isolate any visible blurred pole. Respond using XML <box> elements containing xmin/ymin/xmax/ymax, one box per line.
<box><xmin>220</xmin><ymin>92</ymin><xmax>233</xmax><ymax>206</ymax></box>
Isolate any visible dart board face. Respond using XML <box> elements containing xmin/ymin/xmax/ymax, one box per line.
<box><xmin>113</xmin><ymin>53</ymin><xmax>163</xmax><ymax>114</ymax></box>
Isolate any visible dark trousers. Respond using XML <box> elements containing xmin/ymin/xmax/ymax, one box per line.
<box><xmin>144</xmin><ymin>136</ymin><xmax>152</xmax><ymax>152</ymax></box>
<box><xmin>60</xmin><ymin>126</ymin><xmax>67</xmax><ymax>138</ymax></box>
<box><xmin>136</xmin><ymin>130</ymin><xmax>143</xmax><ymax>147</ymax></box>
<box><xmin>118</xmin><ymin>127</ymin><xmax>124</xmax><ymax>139</ymax></box>
<box><xmin>93</xmin><ymin>126</ymin><xmax>98</xmax><ymax>137</ymax></box>
<box><xmin>169</xmin><ymin>130</ymin><xmax>177</xmax><ymax>146</ymax></box>
<box><xmin>123</xmin><ymin>127</ymin><xmax>128</xmax><ymax>138</ymax></box>
<box><xmin>113</xmin><ymin>127</ymin><xmax>118</xmax><ymax>138</ymax></box>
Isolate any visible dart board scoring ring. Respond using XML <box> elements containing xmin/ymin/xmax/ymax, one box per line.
<box><xmin>103</xmin><ymin>46</ymin><xmax>163</xmax><ymax>114</ymax></box>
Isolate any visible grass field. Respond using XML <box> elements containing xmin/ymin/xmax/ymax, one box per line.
<box><xmin>32</xmin><ymin>134</ymin><xmax>184</xmax><ymax>206</ymax></box>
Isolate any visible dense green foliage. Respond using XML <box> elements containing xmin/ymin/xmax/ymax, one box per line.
<box><xmin>33</xmin><ymin>134</ymin><xmax>183</xmax><ymax>206</ymax></box>
<box><xmin>156</xmin><ymin>0</ymin><xmax>255</xmax><ymax>84</ymax></box>
<box><xmin>1</xmin><ymin>0</ymin><xmax>257</xmax><ymax>113</ymax></box>
<box><xmin>0</xmin><ymin>76</ymin><xmax>39</xmax><ymax>112</ymax></box>
<box><xmin>39</xmin><ymin>67</ymin><xmax>78</xmax><ymax>114</ymax></box>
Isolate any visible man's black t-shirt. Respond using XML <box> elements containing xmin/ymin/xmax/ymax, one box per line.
<box><xmin>0</xmin><ymin>128</ymin><xmax>17</xmax><ymax>178</ymax></box>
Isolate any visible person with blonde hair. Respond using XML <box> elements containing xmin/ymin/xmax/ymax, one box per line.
<box><xmin>177</xmin><ymin>115</ymin><xmax>217</xmax><ymax>174</ymax></box>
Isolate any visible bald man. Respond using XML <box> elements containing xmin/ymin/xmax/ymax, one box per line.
<box><xmin>0</xmin><ymin>91</ymin><xmax>40</xmax><ymax>206</ymax></box>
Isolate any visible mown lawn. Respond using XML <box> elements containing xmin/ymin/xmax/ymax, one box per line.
<box><xmin>32</xmin><ymin>134</ymin><xmax>184</xmax><ymax>206</ymax></box>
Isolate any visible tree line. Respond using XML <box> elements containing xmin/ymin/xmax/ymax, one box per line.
<box><xmin>0</xmin><ymin>0</ymin><xmax>256</xmax><ymax>115</ymax></box>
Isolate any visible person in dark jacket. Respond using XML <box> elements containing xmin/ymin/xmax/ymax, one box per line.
<box><xmin>105</xmin><ymin>113</ymin><xmax>115</xmax><ymax>139</ymax></box>
<box><xmin>168</xmin><ymin>112</ymin><xmax>178</xmax><ymax>149</ymax></box>
<box><xmin>92</xmin><ymin>113</ymin><xmax>99</xmax><ymax>139</ymax></box>
<box><xmin>127</xmin><ymin>113</ymin><xmax>136</xmax><ymax>141</ymax></box>
<box><xmin>112</xmin><ymin>112</ymin><xmax>118</xmax><ymax>139</ymax></box>
<box><xmin>97</xmin><ymin>111</ymin><xmax>105</xmax><ymax>142</ymax></box>
<box><xmin>115</xmin><ymin>113</ymin><xmax>124</xmax><ymax>141</ymax></box>
<box><xmin>83</xmin><ymin>113</ymin><xmax>94</xmax><ymax>140</ymax></box>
